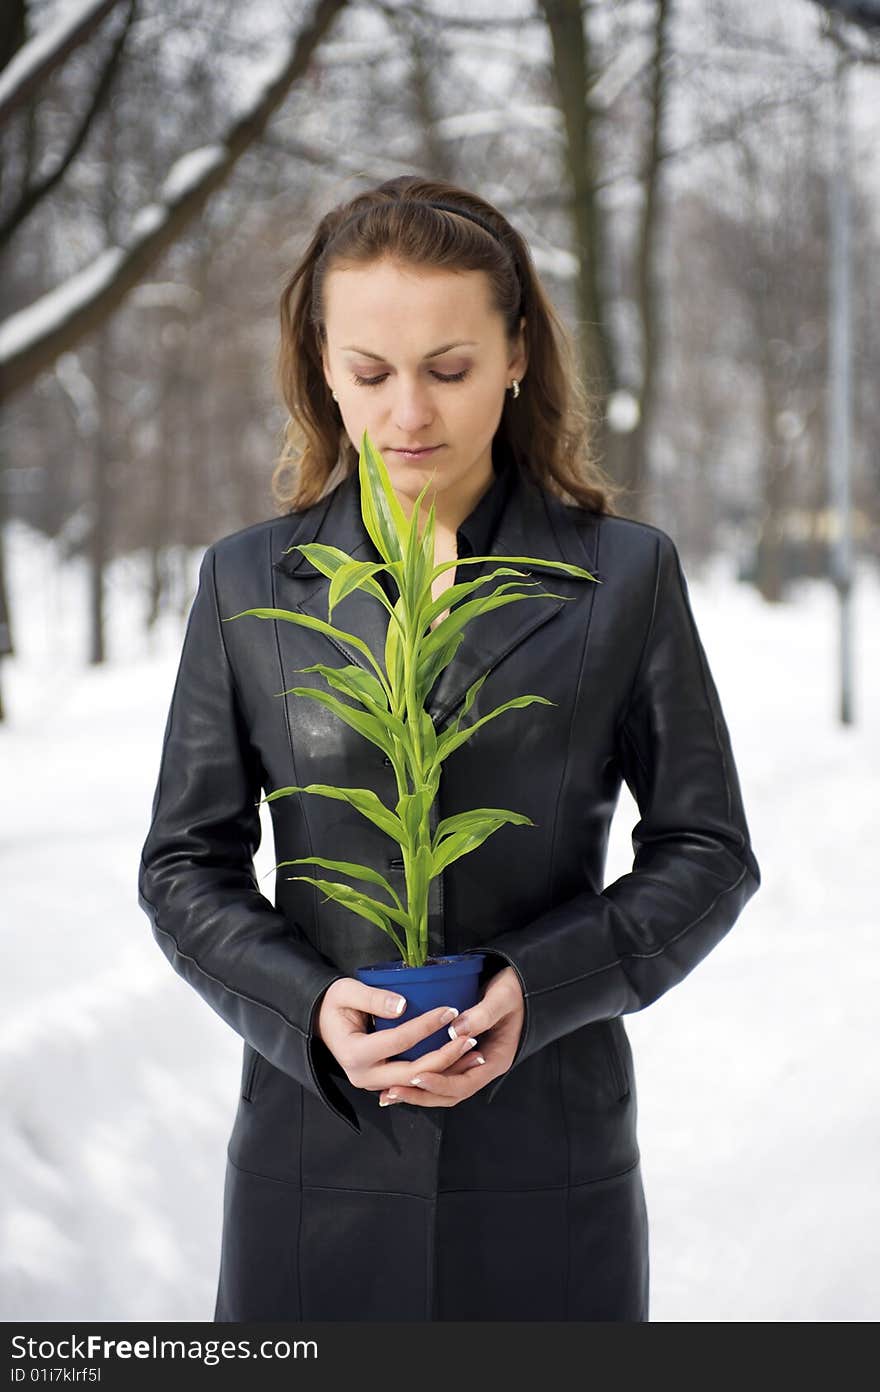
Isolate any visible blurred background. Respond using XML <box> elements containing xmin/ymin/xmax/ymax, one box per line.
<box><xmin>1</xmin><ymin>0</ymin><xmax>878</xmax><ymax>1323</ymax></box>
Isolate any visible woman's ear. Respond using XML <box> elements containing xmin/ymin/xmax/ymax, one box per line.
<box><xmin>321</xmin><ymin>349</ymin><xmax>334</xmax><ymax>395</ymax></box>
<box><xmin>509</xmin><ymin>316</ymin><xmax>528</xmax><ymax>380</ymax></box>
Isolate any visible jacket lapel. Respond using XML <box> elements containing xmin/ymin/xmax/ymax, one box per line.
<box><xmin>271</xmin><ymin>462</ymin><xmax>601</xmax><ymax>730</ymax></box>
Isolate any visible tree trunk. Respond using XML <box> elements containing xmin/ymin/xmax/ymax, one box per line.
<box><xmin>625</xmin><ymin>0</ymin><xmax>672</xmax><ymax>521</ymax></box>
<box><xmin>540</xmin><ymin>0</ymin><xmax>616</xmax><ymax>422</ymax></box>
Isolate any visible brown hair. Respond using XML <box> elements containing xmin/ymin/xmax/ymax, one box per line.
<box><xmin>271</xmin><ymin>175</ymin><xmax>621</xmax><ymax>516</ymax></box>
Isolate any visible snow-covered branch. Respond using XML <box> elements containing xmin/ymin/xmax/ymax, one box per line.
<box><xmin>0</xmin><ymin>0</ymin><xmax>126</xmax><ymax>125</ymax></box>
<box><xmin>0</xmin><ymin>0</ymin><xmax>350</xmax><ymax>402</ymax></box>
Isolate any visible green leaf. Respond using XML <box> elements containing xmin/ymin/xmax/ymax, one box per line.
<box><xmin>221</xmin><ymin>606</ymin><xmax>391</xmax><ymax>700</ymax></box>
<box><xmin>359</xmin><ymin>430</ymin><xmax>409</xmax><ymax>564</ymax></box>
<box><xmin>436</xmin><ymin>694</ymin><xmax>557</xmax><ymax>761</ymax></box>
<box><xmin>396</xmin><ymin>784</ymin><xmax>434</xmax><ymax>849</ymax></box>
<box><xmin>288</xmin><ymin>663</ymin><xmax>389</xmax><ymax>712</ymax></box>
<box><xmin>416</xmin><ymin>628</ymin><xmax>465</xmax><ymax>700</ymax></box>
<box><xmin>267</xmin><ymin>855</ymin><xmax>404</xmax><ymax>912</ymax></box>
<box><xmin>285</xmin><ymin>875</ymin><xmax>408</xmax><ymax>959</ymax></box>
<box><xmin>384</xmin><ymin>594</ymin><xmax>407</xmax><ymax>703</ymax></box>
<box><xmin>261</xmin><ymin>783</ymin><xmax>405</xmax><ymax>841</ymax></box>
<box><xmin>402</xmin><ymin>476</ymin><xmax>433</xmax><ymax>616</ymax></box>
<box><xmin>420</xmin><ymin>585</ymin><xmax>573</xmax><ymax>664</ymax></box>
<box><xmin>420</xmin><ymin>495</ymin><xmax>437</xmax><ymax>575</ymax></box>
<box><xmin>459</xmin><ymin>671</ymin><xmax>491</xmax><ymax>722</ymax></box>
<box><xmin>278</xmin><ymin>670</ymin><xmax>409</xmax><ymax>751</ymax></box>
<box><xmin>431</xmin><ymin>811</ymin><xmax>533</xmax><ymax>875</ymax></box>
<box><xmin>418</xmin><ymin>707</ymin><xmax>438</xmax><ymax>767</ymax></box>
<box><xmin>288</xmin><ymin>542</ymin><xmax>407</xmax><ymax>614</ymax></box>
<box><xmin>431</xmin><ymin>551</ymin><xmax>602</xmax><ymax>584</ymax></box>
<box><xmin>433</xmin><ymin>806</ymin><xmax>535</xmax><ymax>846</ymax></box>
<box><xmin>327</xmin><ymin>559</ymin><xmax>395</xmax><ymax>619</ymax></box>
<box><xmin>410</xmin><ymin>842</ymin><xmax>434</xmax><ymax>949</ymax></box>
<box><xmin>434</xmin><ymin>671</ymin><xmax>491</xmax><ymax>759</ymax></box>
<box><xmin>419</xmin><ymin>568</ymin><xmax>538</xmax><ymax>631</ymax></box>
<box><xmin>279</xmin><ymin>685</ymin><xmax>406</xmax><ymax>760</ymax></box>
<box><xmin>284</xmin><ymin>542</ymin><xmax>357</xmax><ymax>578</ymax></box>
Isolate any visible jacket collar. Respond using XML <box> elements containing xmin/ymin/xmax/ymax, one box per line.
<box><xmin>271</xmin><ymin>460</ymin><xmax>601</xmax><ymax>729</ymax></box>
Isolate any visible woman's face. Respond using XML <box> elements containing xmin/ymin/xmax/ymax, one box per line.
<box><xmin>320</xmin><ymin>256</ymin><xmax>526</xmax><ymax>526</ymax></box>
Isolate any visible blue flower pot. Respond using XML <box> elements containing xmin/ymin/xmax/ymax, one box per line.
<box><xmin>355</xmin><ymin>952</ymin><xmax>486</xmax><ymax>1062</ymax></box>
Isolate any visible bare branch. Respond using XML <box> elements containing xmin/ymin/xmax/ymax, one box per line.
<box><xmin>810</xmin><ymin>0</ymin><xmax>880</xmax><ymax>30</ymax></box>
<box><xmin>0</xmin><ymin>0</ymin><xmax>350</xmax><ymax>402</ymax></box>
<box><xmin>365</xmin><ymin>0</ymin><xmax>545</xmax><ymax>32</ymax></box>
<box><xmin>0</xmin><ymin>1</ymin><xmax>137</xmax><ymax>249</ymax></box>
<box><xmin>0</xmin><ymin>0</ymin><xmax>127</xmax><ymax>125</ymax></box>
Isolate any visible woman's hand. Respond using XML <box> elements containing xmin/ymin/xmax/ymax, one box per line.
<box><xmin>314</xmin><ymin>977</ymin><xmax>486</xmax><ymax>1097</ymax></box>
<box><xmin>378</xmin><ymin>965</ymin><xmax>525</xmax><ymax>1109</ymax></box>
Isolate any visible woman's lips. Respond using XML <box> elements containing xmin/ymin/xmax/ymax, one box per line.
<box><xmin>390</xmin><ymin>445</ymin><xmax>443</xmax><ymax>459</ymax></box>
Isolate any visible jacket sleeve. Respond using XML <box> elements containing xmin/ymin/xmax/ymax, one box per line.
<box><xmin>137</xmin><ymin>543</ymin><xmax>362</xmax><ymax>1134</ymax></box>
<box><xmin>479</xmin><ymin>530</ymin><xmax>761</xmax><ymax>1104</ymax></box>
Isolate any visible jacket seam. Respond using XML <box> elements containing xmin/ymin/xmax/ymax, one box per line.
<box><xmin>439</xmin><ymin>1156</ymin><xmax>642</xmax><ymax>1193</ymax></box>
<box><xmin>554</xmin><ymin>1039</ymin><xmax>571</xmax><ymax>1318</ymax></box>
<box><xmin>672</xmin><ymin>547</ymin><xmax>742</xmax><ymax>849</ymax></box>
<box><xmin>615</xmin><ymin>533</ymin><xmax>662</xmax><ymax>738</ymax></box>
<box><xmin>209</xmin><ymin>545</ymin><xmax>251</xmax><ymax>730</ymax></box>
<box><xmin>139</xmin><ymin>559</ymin><xmax>199</xmax><ymax>922</ymax></box>
<box><xmin>272</xmin><ymin>533</ymin><xmax>324</xmax><ymax>956</ymax></box>
<box><xmin>529</xmin><ymin>519</ymin><xmax>600</xmax><ymax>1068</ymax></box>
<box><xmin>208</xmin><ymin>545</ymin><xmax>269</xmax><ymax>886</ymax></box>
<box><xmin>144</xmin><ymin>912</ymin><xmax>309</xmax><ymax>1039</ymax></box>
<box><xmin>296</xmin><ymin>1063</ymin><xmax>304</xmax><ymax>1320</ymax></box>
<box><xmin>619</xmin><ymin>719</ymin><xmax>650</xmax><ymax>783</ymax></box>
<box><xmin>225</xmin><ymin>1155</ymin><xmax>434</xmax><ymax>1198</ymax></box>
<box><xmin>241</xmin><ymin>1046</ymin><xmax>261</xmax><ymax>1102</ymax></box>
<box><xmin>525</xmin><ymin>861</ymin><xmax>750</xmax><ymax>997</ymax></box>
<box><xmin>224</xmin><ymin>1152</ymin><xmax>641</xmax><ymax>1193</ymax></box>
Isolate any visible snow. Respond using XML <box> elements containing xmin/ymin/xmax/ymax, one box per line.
<box><xmin>433</xmin><ymin>105</ymin><xmax>562</xmax><ymax>139</ymax></box>
<box><xmin>0</xmin><ymin>519</ymin><xmax>878</xmax><ymax>1322</ymax></box>
<box><xmin>157</xmin><ymin>145</ymin><xmax>227</xmax><ymax>207</ymax></box>
<box><xmin>127</xmin><ymin>204</ymin><xmax>165</xmax><ymax>242</ymax></box>
<box><xmin>0</xmin><ymin>248</ymin><xmax>124</xmax><ymax>367</ymax></box>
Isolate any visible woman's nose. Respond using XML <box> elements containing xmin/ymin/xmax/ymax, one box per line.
<box><xmin>391</xmin><ymin>379</ymin><xmax>435</xmax><ymax>432</ymax></box>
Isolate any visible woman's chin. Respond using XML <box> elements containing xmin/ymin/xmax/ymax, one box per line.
<box><xmin>389</xmin><ymin>460</ymin><xmax>448</xmax><ymax>499</ymax></box>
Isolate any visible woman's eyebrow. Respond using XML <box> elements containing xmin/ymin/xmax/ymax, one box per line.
<box><xmin>340</xmin><ymin>340</ymin><xmax>478</xmax><ymax>360</ymax></box>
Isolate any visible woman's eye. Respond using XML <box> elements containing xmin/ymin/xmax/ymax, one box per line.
<box><xmin>351</xmin><ymin>368</ymin><xmax>470</xmax><ymax>387</ymax></box>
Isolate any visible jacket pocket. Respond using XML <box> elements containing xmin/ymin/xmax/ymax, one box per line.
<box><xmin>601</xmin><ymin>1020</ymin><xmax>630</xmax><ymax>1101</ymax></box>
<box><xmin>241</xmin><ymin>1044</ymin><xmax>264</xmax><ymax>1102</ymax></box>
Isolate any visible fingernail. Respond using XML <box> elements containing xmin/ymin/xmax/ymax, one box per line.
<box><xmin>408</xmin><ymin>1077</ymin><xmax>424</xmax><ymax>1087</ymax></box>
<box><xmin>439</xmin><ymin>1007</ymin><xmax>459</xmax><ymax>1025</ymax></box>
<box><xmin>448</xmin><ymin>1019</ymin><xmax>466</xmax><ymax>1038</ymax></box>
<box><xmin>380</xmin><ymin>1093</ymin><xmax>400</xmax><ymax>1106</ymax></box>
<box><xmin>464</xmin><ymin>1037</ymin><xmax>478</xmax><ymax>1049</ymax></box>
<box><xmin>388</xmin><ymin>996</ymin><xmax>406</xmax><ymax>1015</ymax></box>
<box><xmin>474</xmin><ymin>1054</ymin><xmax>486</xmax><ymax>1065</ymax></box>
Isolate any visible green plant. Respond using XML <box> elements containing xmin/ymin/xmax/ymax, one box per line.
<box><xmin>223</xmin><ymin>429</ymin><xmax>600</xmax><ymax>967</ymax></box>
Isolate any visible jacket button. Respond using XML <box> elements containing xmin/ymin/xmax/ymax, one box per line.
<box><xmin>383</xmin><ymin>755</ymin><xmax>392</xmax><ymax>765</ymax></box>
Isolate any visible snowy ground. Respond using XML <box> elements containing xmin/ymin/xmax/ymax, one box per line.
<box><xmin>1</xmin><ymin>518</ymin><xmax>878</xmax><ymax>1323</ymax></box>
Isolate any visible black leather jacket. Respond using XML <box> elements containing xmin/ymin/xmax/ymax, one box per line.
<box><xmin>137</xmin><ymin>457</ymin><xmax>760</xmax><ymax>1320</ymax></box>
<box><xmin>138</xmin><ymin>458</ymin><xmax>760</xmax><ymax>1137</ymax></box>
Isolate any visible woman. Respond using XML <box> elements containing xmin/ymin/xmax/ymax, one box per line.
<box><xmin>138</xmin><ymin>175</ymin><xmax>761</xmax><ymax>1322</ymax></box>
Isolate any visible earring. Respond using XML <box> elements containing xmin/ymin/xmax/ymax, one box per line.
<box><xmin>509</xmin><ymin>379</ymin><xmax>520</xmax><ymax>398</ymax></box>
<box><xmin>332</xmin><ymin>390</ymin><xmax>338</xmax><ymax>401</ymax></box>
